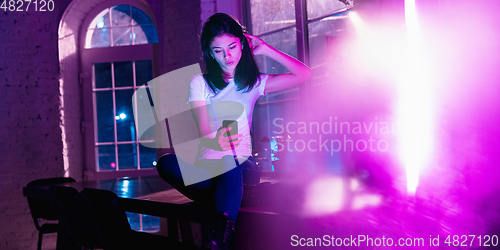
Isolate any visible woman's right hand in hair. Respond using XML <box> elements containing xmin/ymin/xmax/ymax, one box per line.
<box><xmin>214</xmin><ymin>127</ymin><xmax>243</xmax><ymax>151</ymax></box>
<box><xmin>245</xmin><ymin>34</ymin><xmax>269</xmax><ymax>56</ymax></box>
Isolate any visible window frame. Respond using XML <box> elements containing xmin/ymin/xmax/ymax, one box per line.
<box><xmin>79</xmin><ymin>1</ymin><xmax>160</xmax><ymax>180</ymax></box>
<box><xmin>245</xmin><ymin>0</ymin><xmax>351</xmax><ymax>172</ymax></box>
<box><xmin>246</xmin><ymin>0</ymin><xmax>351</xmax><ymax>105</ymax></box>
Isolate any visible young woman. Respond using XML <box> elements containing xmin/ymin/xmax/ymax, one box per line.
<box><xmin>156</xmin><ymin>13</ymin><xmax>312</xmax><ymax>249</ymax></box>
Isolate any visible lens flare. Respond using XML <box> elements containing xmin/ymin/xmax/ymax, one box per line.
<box><xmin>346</xmin><ymin>1</ymin><xmax>435</xmax><ymax>196</ymax></box>
<box><xmin>397</xmin><ymin>0</ymin><xmax>435</xmax><ymax>195</ymax></box>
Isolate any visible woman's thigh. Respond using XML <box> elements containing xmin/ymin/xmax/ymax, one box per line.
<box><xmin>156</xmin><ymin>154</ymin><xmax>259</xmax><ymax>200</ymax></box>
<box><xmin>156</xmin><ymin>154</ymin><xmax>216</xmax><ymax>203</ymax></box>
<box><xmin>239</xmin><ymin>156</ymin><xmax>260</xmax><ymax>185</ymax></box>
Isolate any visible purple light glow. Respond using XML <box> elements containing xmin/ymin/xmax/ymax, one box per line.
<box><xmin>292</xmin><ymin>0</ymin><xmax>500</xmax><ymax>241</ymax></box>
<box><xmin>398</xmin><ymin>0</ymin><xmax>435</xmax><ymax>195</ymax></box>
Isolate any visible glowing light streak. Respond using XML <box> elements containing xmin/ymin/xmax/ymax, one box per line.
<box><xmin>398</xmin><ymin>0</ymin><xmax>435</xmax><ymax>195</ymax></box>
<box><xmin>121</xmin><ymin>179</ymin><xmax>130</xmax><ymax>198</ymax></box>
<box><xmin>58</xmin><ymin>20</ymin><xmax>78</xmax><ymax>178</ymax></box>
<box><xmin>347</xmin><ymin>2</ymin><xmax>435</xmax><ymax>196</ymax></box>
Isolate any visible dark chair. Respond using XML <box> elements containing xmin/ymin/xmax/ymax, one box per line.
<box><xmin>26</xmin><ymin>177</ymin><xmax>76</xmax><ymax>250</ymax></box>
<box><xmin>49</xmin><ymin>186</ymin><xmax>100</xmax><ymax>250</ymax></box>
<box><xmin>81</xmin><ymin>188</ymin><xmax>197</xmax><ymax>250</ymax></box>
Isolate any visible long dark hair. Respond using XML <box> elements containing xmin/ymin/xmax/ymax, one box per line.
<box><xmin>200</xmin><ymin>13</ymin><xmax>260</xmax><ymax>93</ymax></box>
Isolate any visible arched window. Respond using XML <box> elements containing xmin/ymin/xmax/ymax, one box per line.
<box><xmin>80</xmin><ymin>3</ymin><xmax>159</xmax><ymax>178</ymax></box>
<box><xmin>85</xmin><ymin>4</ymin><xmax>158</xmax><ymax>48</ymax></box>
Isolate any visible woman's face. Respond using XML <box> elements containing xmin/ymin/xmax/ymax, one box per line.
<box><xmin>210</xmin><ymin>34</ymin><xmax>242</xmax><ymax>77</ymax></box>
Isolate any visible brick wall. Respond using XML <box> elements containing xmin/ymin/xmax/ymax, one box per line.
<box><xmin>0</xmin><ymin>1</ymin><xmax>71</xmax><ymax>248</ymax></box>
<box><xmin>160</xmin><ymin>0</ymin><xmax>204</xmax><ymax>74</ymax></box>
<box><xmin>0</xmin><ymin>0</ymin><xmax>214</xmax><ymax>248</ymax></box>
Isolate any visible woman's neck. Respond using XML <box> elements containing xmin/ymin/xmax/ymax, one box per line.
<box><xmin>222</xmin><ymin>70</ymin><xmax>234</xmax><ymax>81</ymax></box>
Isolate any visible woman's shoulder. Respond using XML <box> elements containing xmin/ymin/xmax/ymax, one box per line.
<box><xmin>191</xmin><ymin>74</ymin><xmax>206</xmax><ymax>83</ymax></box>
<box><xmin>258</xmin><ymin>74</ymin><xmax>270</xmax><ymax>81</ymax></box>
<box><xmin>256</xmin><ymin>73</ymin><xmax>270</xmax><ymax>87</ymax></box>
<box><xmin>188</xmin><ymin>74</ymin><xmax>211</xmax><ymax>101</ymax></box>
<box><xmin>247</xmin><ymin>74</ymin><xmax>269</xmax><ymax>95</ymax></box>
<box><xmin>190</xmin><ymin>74</ymin><xmax>209</xmax><ymax>88</ymax></box>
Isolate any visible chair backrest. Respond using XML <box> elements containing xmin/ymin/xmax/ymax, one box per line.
<box><xmin>80</xmin><ymin>188</ymin><xmax>132</xmax><ymax>248</ymax></box>
<box><xmin>26</xmin><ymin>177</ymin><xmax>76</xmax><ymax>227</ymax></box>
<box><xmin>49</xmin><ymin>186</ymin><xmax>99</xmax><ymax>248</ymax></box>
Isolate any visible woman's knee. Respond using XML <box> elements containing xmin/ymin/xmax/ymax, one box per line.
<box><xmin>220</xmin><ymin>155</ymin><xmax>236</xmax><ymax>162</ymax></box>
<box><xmin>217</xmin><ymin>155</ymin><xmax>242</xmax><ymax>176</ymax></box>
<box><xmin>156</xmin><ymin>154</ymin><xmax>179</xmax><ymax>176</ymax></box>
<box><xmin>220</xmin><ymin>155</ymin><xmax>242</xmax><ymax>169</ymax></box>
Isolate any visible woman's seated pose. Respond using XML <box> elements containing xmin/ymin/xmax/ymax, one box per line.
<box><xmin>156</xmin><ymin>13</ymin><xmax>312</xmax><ymax>250</ymax></box>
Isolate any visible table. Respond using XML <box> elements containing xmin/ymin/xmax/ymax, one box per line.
<box><xmin>25</xmin><ymin>174</ymin><xmax>498</xmax><ymax>249</ymax></box>
<box><xmin>23</xmin><ymin>175</ymin><xmax>281</xmax><ymax>220</ymax></box>
<box><xmin>23</xmin><ymin>175</ymin><xmax>289</xmax><ymax>249</ymax></box>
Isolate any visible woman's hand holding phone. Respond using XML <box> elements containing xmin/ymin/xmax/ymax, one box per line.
<box><xmin>215</xmin><ymin>127</ymin><xmax>243</xmax><ymax>151</ymax></box>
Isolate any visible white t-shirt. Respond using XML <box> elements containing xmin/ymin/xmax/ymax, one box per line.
<box><xmin>188</xmin><ymin>74</ymin><xmax>269</xmax><ymax>160</ymax></box>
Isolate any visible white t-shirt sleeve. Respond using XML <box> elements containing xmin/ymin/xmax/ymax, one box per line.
<box><xmin>259</xmin><ymin>74</ymin><xmax>270</xmax><ymax>96</ymax></box>
<box><xmin>187</xmin><ymin>75</ymin><xmax>208</xmax><ymax>103</ymax></box>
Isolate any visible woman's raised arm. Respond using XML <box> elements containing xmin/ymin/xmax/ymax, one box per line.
<box><xmin>245</xmin><ymin>34</ymin><xmax>313</xmax><ymax>93</ymax></box>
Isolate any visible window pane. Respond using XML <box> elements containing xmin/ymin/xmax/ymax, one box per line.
<box><xmin>95</xmin><ymin>62</ymin><xmax>112</xmax><ymax>88</ymax></box>
<box><xmin>258</xmin><ymin>27</ymin><xmax>297</xmax><ymax>74</ymax></box>
<box><xmin>251</xmin><ymin>104</ymin><xmax>273</xmax><ymax>172</ymax></box>
<box><xmin>250</xmin><ymin>0</ymin><xmax>296</xmax><ymax>35</ymax></box>
<box><xmin>90</xmin><ymin>28</ymin><xmax>112</xmax><ymax>48</ymax></box>
<box><xmin>87</xmin><ymin>5</ymin><xmax>158</xmax><ymax>48</ymax></box>
<box><xmin>268</xmin><ymin>100</ymin><xmax>301</xmax><ymax>169</ymax></box>
<box><xmin>125</xmin><ymin>213</ymin><xmax>160</xmax><ymax>233</ymax></box>
<box><xmin>142</xmin><ymin>214</ymin><xmax>160</xmax><ymax>232</ymax></box>
<box><xmin>137</xmin><ymin>24</ymin><xmax>159</xmax><ymax>44</ymax></box>
<box><xmin>134</xmin><ymin>88</ymin><xmax>156</xmax><ymax>143</ymax></box>
<box><xmin>112</xmin><ymin>27</ymin><xmax>133</xmax><ymax>46</ymax></box>
<box><xmin>126</xmin><ymin>212</ymin><xmax>141</xmax><ymax>231</ymax></box>
<box><xmin>118</xmin><ymin>143</ymin><xmax>137</xmax><ymax>169</ymax></box>
<box><xmin>307</xmin><ymin>0</ymin><xmax>348</xmax><ymax>20</ymax></box>
<box><xmin>114</xmin><ymin>61</ymin><xmax>133</xmax><ymax>87</ymax></box>
<box><xmin>116</xmin><ymin>89</ymin><xmax>135</xmax><ymax>142</ymax></box>
<box><xmin>258</xmin><ymin>28</ymin><xmax>299</xmax><ymax>102</ymax></box>
<box><xmin>308</xmin><ymin>17</ymin><xmax>348</xmax><ymax>68</ymax></box>
<box><xmin>267</xmin><ymin>88</ymin><xmax>300</xmax><ymax>102</ymax></box>
<box><xmin>131</xmin><ymin>25</ymin><xmax>148</xmax><ymax>45</ymax></box>
<box><xmin>95</xmin><ymin>91</ymin><xmax>114</xmax><ymax>143</ymax></box>
<box><xmin>139</xmin><ymin>144</ymin><xmax>156</xmax><ymax>169</ymax></box>
<box><xmin>135</xmin><ymin>60</ymin><xmax>152</xmax><ymax>86</ymax></box>
<box><xmin>253</xmin><ymin>100</ymin><xmax>301</xmax><ymax>171</ymax></box>
<box><xmin>111</xmin><ymin>5</ymin><xmax>132</xmax><ymax>27</ymax></box>
<box><xmin>93</xmin><ymin>9</ymin><xmax>110</xmax><ymax>28</ymax></box>
<box><xmin>131</xmin><ymin>6</ymin><xmax>153</xmax><ymax>25</ymax></box>
<box><xmin>97</xmin><ymin>145</ymin><xmax>116</xmax><ymax>171</ymax></box>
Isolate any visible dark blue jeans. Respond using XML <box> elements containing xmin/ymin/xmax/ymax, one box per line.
<box><xmin>156</xmin><ymin>154</ymin><xmax>259</xmax><ymax>221</ymax></box>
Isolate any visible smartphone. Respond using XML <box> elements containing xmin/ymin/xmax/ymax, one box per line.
<box><xmin>222</xmin><ymin>120</ymin><xmax>238</xmax><ymax>137</ymax></box>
